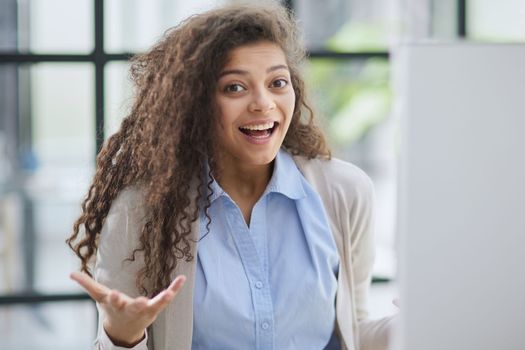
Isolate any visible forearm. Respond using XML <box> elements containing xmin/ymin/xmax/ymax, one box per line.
<box><xmin>95</xmin><ymin>319</ymin><xmax>149</xmax><ymax>350</ymax></box>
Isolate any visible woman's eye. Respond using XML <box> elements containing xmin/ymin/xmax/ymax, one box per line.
<box><xmin>224</xmin><ymin>84</ymin><xmax>245</xmax><ymax>93</ymax></box>
<box><xmin>271</xmin><ymin>79</ymin><xmax>288</xmax><ymax>88</ymax></box>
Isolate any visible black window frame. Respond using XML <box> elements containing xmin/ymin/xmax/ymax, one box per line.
<box><xmin>0</xmin><ymin>0</ymin><xmax>466</xmax><ymax>305</ymax></box>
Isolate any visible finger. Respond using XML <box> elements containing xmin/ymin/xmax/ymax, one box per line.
<box><xmin>70</xmin><ymin>271</ymin><xmax>110</xmax><ymax>302</ymax></box>
<box><xmin>146</xmin><ymin>290</ymin><xmax>174</xmax><ymax>315</ymax></box>
<box><xmin>106</xmin><ymin>289</ymin><xmax>134</xmax><ymax>311</ymax></box>
<box><xmin>128</xmin><ymin>296</ymin><xmax>149</xmax><ymax>313</ymax></box>
<box><xmin>148</xmin><ymin>275</ymin><xmax>186</xmax><ymax>311</ymax></box>
<box><xmin>167</xmin><ymin>275</ymin><xmax>187</xmax><ymax>294</ymax></box>
<box><xmin>106</xmin><ymin>290</ymin><xmax>124</xmax><ymax>310</ymax></box>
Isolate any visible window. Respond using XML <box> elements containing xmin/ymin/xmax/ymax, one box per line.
<box><xmin>5</xmin><ymin>0</ymin><xmax>519</xmax><ymax>344</ymax></box>
<box><xmin>1</xmin><ymin>0</ymin><xmax>393</xmax><ymax>301</ymax></box>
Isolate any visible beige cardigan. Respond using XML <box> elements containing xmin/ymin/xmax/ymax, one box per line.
<box><xmin>94</xmin><ymin>155</ymin><xmax>394</xmax><ymax>350</ymax></box>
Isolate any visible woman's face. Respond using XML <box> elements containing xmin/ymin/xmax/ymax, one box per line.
<box><xmin>214</xmin><ymin>41</ymin><xmax>296</xmax><ymax>168</ymax></box>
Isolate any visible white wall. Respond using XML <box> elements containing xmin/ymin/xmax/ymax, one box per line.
<box><xmin>395</xmin><ymin>43</ymin><xmax>525</xmax><ymax>350</ymax></box>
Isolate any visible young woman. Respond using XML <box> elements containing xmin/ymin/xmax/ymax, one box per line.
<box><xmin>67</xmin><ymin>3</ymin><xmax>394</xmax><ymax>350</ymax></box>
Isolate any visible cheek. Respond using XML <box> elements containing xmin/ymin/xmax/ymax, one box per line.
<box><xmin>214</xmin><ymin>100</ymin><xmax>230</xmax><ymax>130</ymax></box>
<box><xmin>284</xmin><ymin>92</ymin><xmax>296</xmax><ymax>121</ymax></box>
<box><xmin>215</xmin><ymin>97</ymin><xmax>242</xmax><ymax>128</ymax></box>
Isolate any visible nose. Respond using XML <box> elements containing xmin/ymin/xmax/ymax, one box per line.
<box><xmin>249</xmin><ymin>88</ymin><xmax>276</xmax><ymax>113</ymax></box>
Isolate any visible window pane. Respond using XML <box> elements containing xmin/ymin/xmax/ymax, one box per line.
<box><xmin>0</xmin><ymin>1</ymin><xmax>17</xmax><ymax>51</ymax></box>
<box><xmin>468</xmin><ymin>0</ymin><xmax>525</xmax><ymax>42</ymax></box>
<box><xmin>16</xmin><ymin>0</ymin><xmax>93</xmax><ymax>53</ymax></box>
<box><xmin>304</xmin><ymin>57</ymin><xmax>396</xmax><ymax>278</ymax></box>
<box><xmin>0</xmin><ymin>302</ymin><xmax>96</xmax><ymax>350</ymax></box>
<box><xmin>1</xmin><ymin>184</ymin><xmax>91</xmax><ymax>294</ymax></box>
<box><xmin>431</xmin><ymin>0</ymin><xmax>461</xmax><ymax>40</ymax></box>
<box><xmin>105</xmin><ymin>61</ymin><xmax>133</xmax><ymax>137</ymax></box>
<box><xmin>0</xmin><ymin>64</ymin><xmax>17</xmax><ymax>180</ymax></box>
<box><xmin>0</xmin><ymin>63</ymin><xmax>94</xmax><ymax>295</ymax></box>
<box><xmin>295</xmin><ymin>0</ymin><xmax>399</xmax><ymax>52</ymax></box>
<box><xmin>105</xmin><ymin>0</ymin><xmax>228</xmax><ymax>53</ymax></box>
<box><xmin>30</xmin><ymin>63</ymin><xmax>95</xmax><ymax>169</ymax></box>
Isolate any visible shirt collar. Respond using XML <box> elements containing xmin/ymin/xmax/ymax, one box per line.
<box><xmin>206</xmin><ymin>148</ymin><xmax>307</xmax><ymax>203</ymax></box>
<box><xmin>264</xmin><ymin>148</ymin><xmax>306</xmax><ymax>200</ymax></box>
<box><xmin>206</xmin><ymin>164</ymin><xmax>225</xmax><ymax>204</ymax></box>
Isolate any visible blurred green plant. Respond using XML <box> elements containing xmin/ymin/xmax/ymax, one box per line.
<box><xmin>304</xmin><ymin>57</ymin><xmax>391</xmax><ymax>147</ymax></box>
<box><xmin>326</xmin><ymin>21</ymin><xmax>391</xmax><ymax>52</ymax></box>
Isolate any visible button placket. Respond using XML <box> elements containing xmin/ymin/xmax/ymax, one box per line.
<box><xmin>224</xmin><ymin>199</ymin><xmax>275</xmax><ymax>350</ymax></box>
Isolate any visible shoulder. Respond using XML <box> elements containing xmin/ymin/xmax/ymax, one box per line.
<box><xmin>293</xmin><ymin>154</ymin><xmax>374</xmax><ymax>203</ymax></box>
<box><xmin>293</xmin><ymin>154</ymin><xmax>376</xmax><ymax>257</ymax></box>
<box><xmin>100</xmin><ymin>185</ymin><xmax>148</xmax><ymax>247</ymax></box>
<box><xmin>95</xmin><ymin>185</ymin><xmax>148</xmax><ymax>296</ymax></box>
<box><xmin>108</xmin><ymin>185</ymin><xmax>147</xmax><ymax>217</ymax></box>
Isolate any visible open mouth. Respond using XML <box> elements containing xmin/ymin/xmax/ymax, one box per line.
<box><xmin>238</xmin><ymin>121</ymin><xmax>279</xmax><ymax>139</ymax></box>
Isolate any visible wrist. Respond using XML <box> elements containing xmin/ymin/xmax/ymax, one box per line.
<box><xmin>103</xmin><ymin>321</ymin><xmax>145</xmax><ymax>348</ymax></box>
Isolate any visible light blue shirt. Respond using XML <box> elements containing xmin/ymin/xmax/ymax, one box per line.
<box><xmin>192</xmin><ymin>149</ymin><xmax>340</xmax><ymax>350</ymax></box>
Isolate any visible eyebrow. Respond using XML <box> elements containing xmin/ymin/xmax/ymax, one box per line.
<box><xmin>218</xmin><ymin>64</ymin><xmax>289</xmax><ymax>78</ymax></box>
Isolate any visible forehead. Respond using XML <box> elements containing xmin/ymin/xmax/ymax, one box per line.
<box><xmin>222</xmin><ymin>41</ymin><xmax>287</xmax><ymax>69</ymax></box>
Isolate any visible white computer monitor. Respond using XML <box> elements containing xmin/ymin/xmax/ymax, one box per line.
<box><xmin>394</xmin><ymin>43</ymin><xmax>525</xmax><ymax>350</ymax></box>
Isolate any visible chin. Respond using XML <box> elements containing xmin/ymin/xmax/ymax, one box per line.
<box><xmin>243</xmin><ymin>143</ymin><xmax>282</xmax><ymax>163</ymax></box>
<box><xmin>243</xmin><ymin>151</ymin><xmax>278</xmax><ymax>166</ymax></box>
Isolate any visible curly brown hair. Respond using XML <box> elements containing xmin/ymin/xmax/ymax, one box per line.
<box><xmin>66</xmin><ymin>2</ymin><xmax>330</xmax><ymax>296</ymax></box>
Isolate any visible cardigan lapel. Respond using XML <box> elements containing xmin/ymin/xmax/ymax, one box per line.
<box><xmin>151</xmin><ymin>178</ymin><xmax>200</xmax><ymax>350</ymax></box>
<box><xmin>153</xmin><ymin>215</ymin><xmax>199</xmax><ymax>350</ymax></box>
<box><xmin>293</xmin><ymin>155</ymin><xmax>356</xmax><ymax>350</ymax></box>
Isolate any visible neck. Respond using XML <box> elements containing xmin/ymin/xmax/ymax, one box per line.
<box><xmin>214</xmin><ymin>156</ymin><xmax>273</xmax><ymax>201</ymax></box>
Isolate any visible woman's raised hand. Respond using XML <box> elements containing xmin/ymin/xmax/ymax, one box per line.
<box><xmin>70</xmin><ymin>271</ymin><xmax>186</xmax><ymax>347</ymax></box>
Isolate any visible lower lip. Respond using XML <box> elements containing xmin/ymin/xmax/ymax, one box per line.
<box><xmin>240</xmin><ymin>127</ymin><xmax>276</xmax><ymax>145</ymax></box>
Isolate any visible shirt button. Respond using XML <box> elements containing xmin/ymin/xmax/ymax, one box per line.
<box><xmin>261</xmin><ymin>322</ymin><xmax>270</xmax><ymax>330</ymax></box>
<box><xmin>255</xmin><ymin>281</ymin><xmax>263</xmax><ymax>289</ymax></box>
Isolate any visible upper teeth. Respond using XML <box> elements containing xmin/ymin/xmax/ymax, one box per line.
<box><xmin>240</xmin><ymin>121</ymin><xmax>275</xmax><ymax>131</ymax></box>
